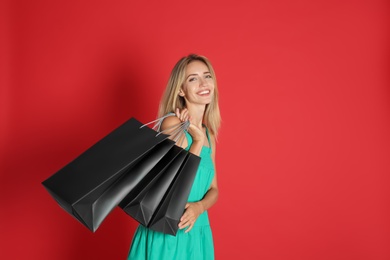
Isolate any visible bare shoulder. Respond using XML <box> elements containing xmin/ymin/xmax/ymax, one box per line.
<box><xmin>160</xmin><ymin>115</ymin><xmax>188</xmax><ymax>148</ymax></box>
<box><xmin>160</xmin><ymin>115</ymin><xmax>181</xmax><ymax>133</ymax></box>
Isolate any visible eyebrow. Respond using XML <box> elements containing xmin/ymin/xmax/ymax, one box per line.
<box><xmin>186</xmin><ymin>71</ymin><xmax>211</xmax><ymax>79</ymax></box>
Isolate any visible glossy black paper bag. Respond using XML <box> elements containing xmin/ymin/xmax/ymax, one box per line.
<box><xmin>42</xmin><ymin>117</ymin><xmax>169</xmax><ymax>232</ymax></box>
<box><xmin>70</xmin><ymin>139</ymin><xmax>176</xmax><ymax>231</ymax></box>
<box><xmin>119</xmin><ymin>146</ymin><xmax>187</xmax><ymax>226</ymax></box>
<box><xmin>147</xmin><ymin>152</ymin><xmax>200</xmax><ymax>236</ymax></box>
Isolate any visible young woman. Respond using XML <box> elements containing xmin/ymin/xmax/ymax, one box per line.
<box><xmin>128</xmin><ymin>54</ymin><xmax>221</xmax><ymax>260</ymax></box>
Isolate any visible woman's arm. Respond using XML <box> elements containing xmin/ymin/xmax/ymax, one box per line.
<box><xmin>179</xmin><ymin>134</ymin><xmax>219</xmax><ymax>233</ymax></box>
<box><xmin>198</xmin><ymin>133</ymin><xmax>219</xmax><ymax>212</ymax></box>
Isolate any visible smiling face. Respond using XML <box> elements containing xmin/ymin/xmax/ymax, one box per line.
<box><xmin>179</xmin><ymin>60</ymin><xmax>215</xmax><ymax>106</ymax></box>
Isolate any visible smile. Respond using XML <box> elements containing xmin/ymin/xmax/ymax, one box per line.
<box><xmin>197</xmin><ymin>90</ymin><xmax>211</xmax><ymax>95</ymax></box>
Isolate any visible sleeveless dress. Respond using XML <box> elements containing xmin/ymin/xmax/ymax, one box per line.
<box><xmin>128</xmin><ymin>129</ymin><xmax>215</xmax><ymax>260</ymax></box>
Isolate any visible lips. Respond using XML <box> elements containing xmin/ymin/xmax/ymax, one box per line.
<box><xmin>197</xmin><ymin>89</ymin><xmax>211</xmax><ymax>95</ymax></box>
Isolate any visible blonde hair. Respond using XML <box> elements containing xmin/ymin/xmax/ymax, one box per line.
<box><xmin>158</xmin><ymin>54</ymin><xmax>221</xmax><ymax>139</ymax></box>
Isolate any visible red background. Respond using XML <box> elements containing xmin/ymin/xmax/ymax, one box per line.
<box><xmin>1</xmin><ymin>0</ymin><xmax>390</xmax><ymax>259</ymax></box>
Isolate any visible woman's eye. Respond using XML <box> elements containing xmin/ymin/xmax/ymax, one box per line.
<box><xmin>205</xmin><ymin>74</ymin><xmax>212</xmax><ymax>79</ymax></box>
<box><xmin>189</xmin><ymin>77</ymin><xmax>196</xmax><ymax>82</ymax></box>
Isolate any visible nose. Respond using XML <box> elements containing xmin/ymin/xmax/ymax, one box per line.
<box><xmin>199</xmin><ymin>77</ymin><xmax>208</xmax><ymax>87</ymax></box>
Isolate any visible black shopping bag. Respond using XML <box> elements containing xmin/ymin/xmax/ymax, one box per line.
<box><xmin>118</xmin><ymin>117</ymin><xmax>201</xmax><ymax>236</ymax></box>
<box><xmin>70</xmin><ymin>139</ymin><xmax>176</xmax><ymax>231</ymax></box>
<box><xmin>119</xmin><ymin>146</ymin><xmax>187</xmax><ymax>226</ymax></box>
<box><xmin>42</xmin><ymin>117</ymin><xmax>170</xmax><ymax>232</ymax></box>
<box><xmin>147</xmin><ymin>152</ymin><xmax>200</xmax><ymax>236</ymax></box>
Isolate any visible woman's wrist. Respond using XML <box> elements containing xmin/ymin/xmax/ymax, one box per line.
<box><xmin>189</xmin><ymin>140</ymin><xmax>203</xmax><ymax>156</ymax></box>
<box><xmin>196</xmin><ymin>201</ymin><xmax>205</xmax><ymax>214</ymax></box>
<box><xmin>192</xmin><ymin>137</ymin><xmax>205</xmax><ymax>144</ymax></box>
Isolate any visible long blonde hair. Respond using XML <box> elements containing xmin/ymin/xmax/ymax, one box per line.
<box><xmin>158</xmin><ymin>54</ymin><xmax>221</xmax><ymax>139</ymax></box>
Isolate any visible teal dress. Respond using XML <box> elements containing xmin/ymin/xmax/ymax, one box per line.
<box><xmin>128</xmin><ymin>129</ymin><xmax>215</xmax><ymax>260</ymax></box>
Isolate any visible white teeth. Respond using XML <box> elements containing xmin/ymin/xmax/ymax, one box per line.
<box><xmin>199</xmin><ymin>90</ymin><xmax>210</xmax><ymax>95</ymax></box>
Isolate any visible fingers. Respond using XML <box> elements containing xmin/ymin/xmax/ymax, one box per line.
<box><xmin>180</xmin><ymin>210</ymin><xmax>191</xmax><ymax>223</ymax></box>
<box><xmin>185</xmin><ymin>223</ymin><xmax>194</xmax><ymax>233</ymax></box>
<box><xmin>179</xmin><ymin>205</ymin><xmax>197</xmax><ymax>232</ymax></box>
<box><xmin>181</xmin><ymin>109</ymin><xmax>189</xmax><ymax>122</ymax></box>
<box><xmin>179</xmin><ymin>218</ymin><xmax>190</xmax><ymax>228</ymax></box>
<box><xmin>180</xmin><ymin>212</ymin><xmax>187</xmax><ymax>222</ymax></box>
<box><xmin>175</xmin><ymin>108</ymin><xmax>189</xmax><ymax>122</ymax></box>
<box><xmin>178</xmin><ymin>217</ymin><xmax>190</xmax><ymax>230</ymax></box>
<box><xmin>178</xmin><ymin>218</ymin><xmax>194</xmax><ymax>233</ymax></box>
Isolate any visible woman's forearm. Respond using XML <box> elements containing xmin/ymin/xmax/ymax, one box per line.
<box><xmin>188</xmin><ymin>140</ymin><xmax>203</xmax><ymax>156</ymax></box>
<box><xmin>198</xmin><ymin>187</ymin><xmax>219</xmax><ymax>213</ymax></box>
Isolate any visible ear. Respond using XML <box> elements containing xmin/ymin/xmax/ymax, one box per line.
<box><xmin>178</xmin><ymin>90</ymin><xmax>185</xmax><ymax>97</ymax></box>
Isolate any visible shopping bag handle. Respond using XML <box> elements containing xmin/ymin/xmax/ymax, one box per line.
<box><xmin>140</xmin><ymin>113</ymin><xmax>190</xmax><ymax>146</ymax></box>
<box><xmin>140</xmin><ymin>112</ymin><xmax>176</xmax><ymax>130</ymax></box>
<box><xmin>159</xmin><ymin>120</ymin><xmax>190</xmax><ymax>145</ymax></box>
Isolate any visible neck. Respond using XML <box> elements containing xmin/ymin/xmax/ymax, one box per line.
<box><xmin>185</xmin><ymin>103</ymin><xmax>206</xmax><ymax>127</ymax></box>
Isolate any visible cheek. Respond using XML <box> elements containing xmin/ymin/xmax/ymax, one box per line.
<box><xmin>186</xmin><ymin>85</ymin><xmax>198</xmax><ymax>94</ymax></box>
<box><xmin>208</xmin><ymin>79</ymin><xmax>215</xmax><ymax>88</ymax></box>
<box><xmin>181</xmin><ymin>84</ymin><xmax>192</xmax><ymax>94</ymax></box>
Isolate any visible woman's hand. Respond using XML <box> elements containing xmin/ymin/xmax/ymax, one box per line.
<box><xmin>178</xmin><ymin>202</ymin><xmax>205</xmax><ymax>233</ymax></box>
<box><xmin>175</xmin><ymin>108</ymin><xmax>205</xmax><ymax>143</ymax></box>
